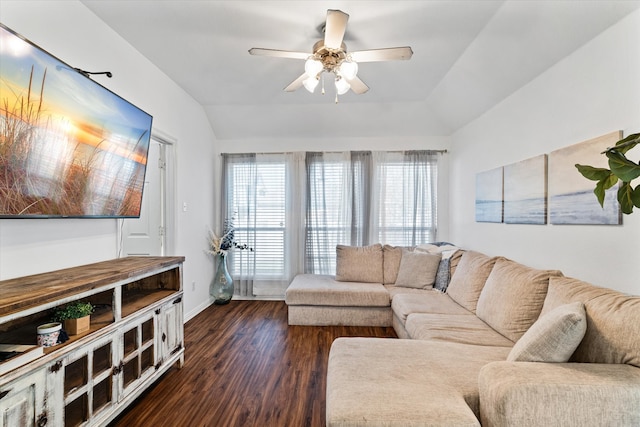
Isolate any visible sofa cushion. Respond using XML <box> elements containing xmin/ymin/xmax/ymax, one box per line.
<box><xmin>540</xmin><ymin>276</ymin><xmax>612</xmax><ymax>315</ymax></box>
<box><xmin>405</xmin><ymin>313</ymin><xmax>515</xmax><ymax>347</ymax></box>
<box><xmin>448</xmin><ymin>249</ymin><xmax>464</xmax><ymax>282</ymax></box>
<box><xmin>507</xmin><ymin>302</ymin><xmax>586</xmax><ymax>362</ymax></box>
<box><xmin>335</xmin><ymin>244</ymin><xmax>384</xmax><ymax>283</ymax></box>
<box><xmin>391</xmin><ymin>292</ymin><xmax>472</xmax><ymax>323</ymax></box>
<box><xmin>394</xmin><ymin>250</ymin><xmax>441</xmax><ymax>289</ymax></box>
<box><xmin>382</xmin><ymin>244</ymin><xmax>404</xmax><ymax>284</ymax></box>
<box><xmin>327</xmin><ymin>338</ymin><xmax>510</xmax><ymax>425</ymax></box>
<box><xmin>475</xmin><ymin>258</ymin><xmax>562</xmax><ymax>342</ymax></box>
<box><xmin>285</xmin><ymin>274</ymin><xmax>390</xmax><ymax>307</ymax></box>
<box><xmin>446</xmin><ymin>251</ymin><xmax>497</xmax><ymax>313</ymax></box>
<box><xmin>384</xmin><ymin>285</ymin><xmax>434</xmax><ymax>301</ymax></box>
<box><xmin>542</xmin><ymin>276</ymin><xmax>640</xmax><ymax>368</ymax></box>
<box><xmin>479</xmin><ymin>362</ymin><xmax>640</xmax><ymax>427</ymax></box>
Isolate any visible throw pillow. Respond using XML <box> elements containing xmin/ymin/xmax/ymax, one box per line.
<box><xmin>445</xmin><ymin>251</ymin><xmax>497</xmax><ymax>313</ymax></box>
<box><xmin>335</xmin><ymin>244</ymin><xmax>384</xmax><ymax>283</ymax></box>
<box><xmin>394</xmin><ymin>251</ymin><xmax>442</xmax><ymax>289</ymax></box>
<box><xmin>382</xmin><ymin>245</ymin><xmax>412</xmax><ymax>284</ymax></box>
<box><xmin>507</xmin><ymin>302</ymin><xmax>587</xmax><ymax>362</ymax></box>
<box><xmin>432</xmin><ymin>249</ymin><xmax>460</xmax><ymax>293</ymax></box>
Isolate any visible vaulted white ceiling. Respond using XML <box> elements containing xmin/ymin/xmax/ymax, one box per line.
<box><xmin>81</xmin><ymin>0</ymin><xmax>639</xmax><ymax>140</ymax></box>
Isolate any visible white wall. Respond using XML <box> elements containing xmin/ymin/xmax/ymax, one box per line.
<box><xmin>0</xmin><ymin>1</ymin><xmax>217</xmax><ymax>320</ymax></box>
<box><xmin>449</xmin><ymin>10</ymin><xmax>640</xmax><ymax>295</ymax></box>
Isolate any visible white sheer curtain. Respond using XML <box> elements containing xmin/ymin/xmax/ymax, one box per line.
<box><xmin>304</xmin><ymin>152</ymin><xmax>353</xmax><ymax>274</ymax></box>
<box><xmin>221</xmin><ymin>149</ymin><xmax>440</xmax><ymax>295</ymax></box>
<box><xmin>371</xmin><ymin>151</ymin><xmax>438</xmax><ymax>246</ymax></box>
<box><xmin>304</xmin><ymin>151</ymin><xmax>373</xmax><ymax>274</ymax></box>
<box><xmin>221</xmin><ymin>152</ymin><xmax>305</xmax><ymax>297</ymax></box>
<box><xmin>221</xmin><ymin>153</ymin><xmax>257</xmax><ymax>297</ymax></box>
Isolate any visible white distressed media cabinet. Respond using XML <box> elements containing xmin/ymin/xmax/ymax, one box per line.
<box><xmin>0</xmin><ymin>256</ymin><xmax>185</xmax><ymax>427</ymax></box>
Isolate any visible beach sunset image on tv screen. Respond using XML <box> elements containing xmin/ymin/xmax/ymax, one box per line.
<box><xmin>0</xmin><ymin>24</ymin><xmax>152</xmax><ymax>218</ymax></box>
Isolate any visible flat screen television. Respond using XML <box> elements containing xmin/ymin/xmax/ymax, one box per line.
<box><xmin>0</xmin><ymin>23</ymin><xmax>153</xmax><ymax>218</ymax></box>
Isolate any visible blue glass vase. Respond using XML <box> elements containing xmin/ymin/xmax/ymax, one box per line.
<box><xmin>210</xmin><ymin>254</ymin><xmax>233</xmax><ymax>305</ymax></box>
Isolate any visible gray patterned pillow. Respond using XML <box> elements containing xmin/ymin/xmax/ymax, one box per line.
<box><xmin>433</xmin><ymin>257</ymin><xmax>451</xmax><ymax>292</ymax></box>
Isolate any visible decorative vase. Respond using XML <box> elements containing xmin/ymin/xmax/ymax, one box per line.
<box><xmin>210</xmin><ymin>254</ymin><xmax>233</xmax><ymax>305</ymax></box>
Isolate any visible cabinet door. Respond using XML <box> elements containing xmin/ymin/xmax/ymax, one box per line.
<box><xmin>62</xmin><ymin>334</ymin><xmax>117</xmax><ymax>427</ymax></box>
<box><xmin>118</xmin><ymin>311</ymin><xmax>157</xmax><ymax>401</ymax></box>
<box><xmin>158</xmin><ymin>295</ymin><xmax>184</xmax><ymax>364</ymax></box>
<box><xmin>0</xmin><ymin>368</ymin><xmax>47</xmax><ymax>427</ymax></box>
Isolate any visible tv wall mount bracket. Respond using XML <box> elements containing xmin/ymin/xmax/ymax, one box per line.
<box><xmin>74</xmin><ymin>68</ymin><xmax>112</xmax><ymax>78</ymax></box>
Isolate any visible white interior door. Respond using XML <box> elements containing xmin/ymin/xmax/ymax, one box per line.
<box><xmin>120</xmin><ymin>139</ymin><xmax>165</xmax><ymax>256</ymax></box>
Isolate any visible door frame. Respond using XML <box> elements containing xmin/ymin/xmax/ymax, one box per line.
<box><xmin>117</xmin><ymin>129</ymin><xmax>177</xmax><ymax>257</ymax></box>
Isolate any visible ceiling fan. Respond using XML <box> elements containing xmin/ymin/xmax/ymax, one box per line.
<box><xmin>249</xmin><ymin>9</ymin><xmax>413</xmax><ymax>98</ymax></box>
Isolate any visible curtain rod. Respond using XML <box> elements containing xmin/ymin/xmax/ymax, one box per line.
<box><xmin>220</xmin><ymin>149</ymin><xmax>448</xmax><ymax>156</ymax></box>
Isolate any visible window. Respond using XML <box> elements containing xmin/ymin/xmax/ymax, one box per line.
<box><xmin>224</xmin><ymin>156</ymin><xmax>287</xmax><ymax>278</ymax></box>
<box><xmin>375</xmin><ymin>152</ymin><xmax>437</xmax><ymax>246</ymax></box>
<box><xmin>221</xmin><ymin>150</ymin><xmax>440</xmax><ymax>296</ymax></box>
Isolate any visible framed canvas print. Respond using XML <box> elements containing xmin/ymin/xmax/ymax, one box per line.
<box><xmin>475</xmin><ymin>167</ymin><xmax>503</xmax><ymax>223</ymax></box>
<box><xmin>548</xmin><ymin>131</ymin><xmax>622</xmax><ymax>225</ymax></box>
<box><xmin>504</xmin><ymin>155</ymin><xmax>547</xmax><ymax>224</ymax></box>
<box><xmin>0</xmin><ymin>24</ymin><xmax>153</xmax><ymax>218</ymax></box>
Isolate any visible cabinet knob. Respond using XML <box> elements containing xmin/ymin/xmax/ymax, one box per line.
<box><xmin>37</xmin><ymin>413</ymin><xmax>48</xmax><ymax>427</ymax></box>
<box><xmin>173</xmin><ymin>297</ymin><xmax>182</xmax><ymax>304</ymax></box>
<box><xmin>113</xmin><ymin>362</ymin><xmax>124</xmax><ymax>376</ymax></box>
<box><xmin>0</xmin><ymin>390</ymin><xmax>10</xmax><ymax>400</ymax></box>
<box><xmin>50</xmin><ymin>361</ymin><xmax>63</xmax><ymax>373</ymax></box>
<box><xmin>162</xmin><ymin>333</ymin><xmax>167</xmax><ymax>342</ymax></box>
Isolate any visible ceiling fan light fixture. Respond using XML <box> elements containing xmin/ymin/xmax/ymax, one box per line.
<box><xmin>335</xmin><ymin>76</ymin><xmax>350</xmax><ymax>95</ymax></box>
<box><xmin>250</xmin><ymin>9</ymin><xmax>410</xmax><ymax>98</ymax></box>
<box><xmin>304</xmin><ymin>58</ymin><xmax>323</xmax><ymax>77</ymax></box>
<box><xmin>303</xmin><ymin>76</ymin><xmax>320</xmax><ymax>93</ymax></box>
<box><xmin>339</xmin><ymin>60</ymin><xmax>358</xmax><ymax>80</ymax></box>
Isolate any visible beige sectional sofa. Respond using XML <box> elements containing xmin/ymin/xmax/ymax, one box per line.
<box><xmin>284</xmin><ymin>244</ymin><xmax>640</xmax><ymax>426</ymax></box>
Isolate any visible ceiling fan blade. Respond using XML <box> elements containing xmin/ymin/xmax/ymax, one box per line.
<box><xmin>324</xmin><ymin>9</ymin><xmax>349</xmax><ymax>49</ymax></box>
<box><xmin>346</xmin><ymin>75</ymin><xmax>369</xmax><ymax>94</ymax></box>
<box><xmin>249</xmin><ymin>48</ymin><xmax>309</xmax><ymax>60</ymax></box>
<box><xmin>350</xmin><ymin>47</ymin><xmax>413</xmax><ymax>63</ymax></box>
<box><xmin>283</xmin><ymin>73</ymin><xmax>308</xmax><ymax>92</ymax></box>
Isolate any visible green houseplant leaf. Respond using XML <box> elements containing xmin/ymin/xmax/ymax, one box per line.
<box><xmin>617</xmin><ymin>182</ymin><xmax>635</xmax><ymax>214</ymax></box>
<box><xmin>575</xmin><ymin>131</ymin><xmax>639</xmax><ymax>215</ymax></box>
<box><xmin>575</xmin><ymin>164</ymin><xmax>613</xmax><ymax>181</ymax></box>
<box><xmin>633</xmin><ymin>184</ymin><xmax>640</xmax><ymax>209</ymax></box>
<box><xmin>594</xmin><ymin>174</ymin><xmax>618</xmax><ymax>207</ymax></box>
<box><xmin>611</xmin><ymin>132</ymin><xmax>640</xmax><ymax>155</ymax></box>
<box><xmin>606</xmin><ymin>150</ymin><xmax>640</xmax><ymax>182</ymax></box>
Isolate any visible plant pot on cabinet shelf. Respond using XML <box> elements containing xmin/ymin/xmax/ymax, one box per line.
<box><xmin>63</xmin><ymin>315</ymin><xmax>90</xmax><ymax>335</ymax></box>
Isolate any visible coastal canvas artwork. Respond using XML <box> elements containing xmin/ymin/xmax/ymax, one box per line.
<box><xmin>475</xmin><ymin>167</ymin><xmax>503</xmax><ymax>223</ymax></box>
<box><xmin>548</xmin><ymin>131</ymin><xmax>622</xmax><ymax>225</ymax></box>
<box><xmin>504</xmin><ymin>155</ymin><xmax>547</xmax><ymax>224</ymax></box>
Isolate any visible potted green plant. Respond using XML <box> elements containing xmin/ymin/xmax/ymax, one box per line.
<box><xmin>52</xmin><ymin>301</ymin><xmax>94</xmax><ymax>335</ymax></box>
<box><xmin>575</xmin><ymin>132</ymin><xmax>640</xmax><ymax>214</ymax></box>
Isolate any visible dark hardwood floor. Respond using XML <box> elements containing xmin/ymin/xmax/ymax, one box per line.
<box><xmin>109</xmin><ymin>300</ymin><xmax>397</xmax><ymax>427</ymax></box>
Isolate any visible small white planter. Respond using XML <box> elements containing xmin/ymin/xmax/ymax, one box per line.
<box><xmin>37</xmin><ymin>322</ymin><xmax>62</xmax><ymax>347</ymax></box>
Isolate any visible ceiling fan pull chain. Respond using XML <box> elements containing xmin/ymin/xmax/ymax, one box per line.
<box><xmin>335</xmin><ymin>93</ymin><xmax>339</xmax><ymax>104</ymax></box>
<box><xmin>321</xmin><ymin>74</ymin><xmax>325</xmax><ymax>95</ymax></box>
